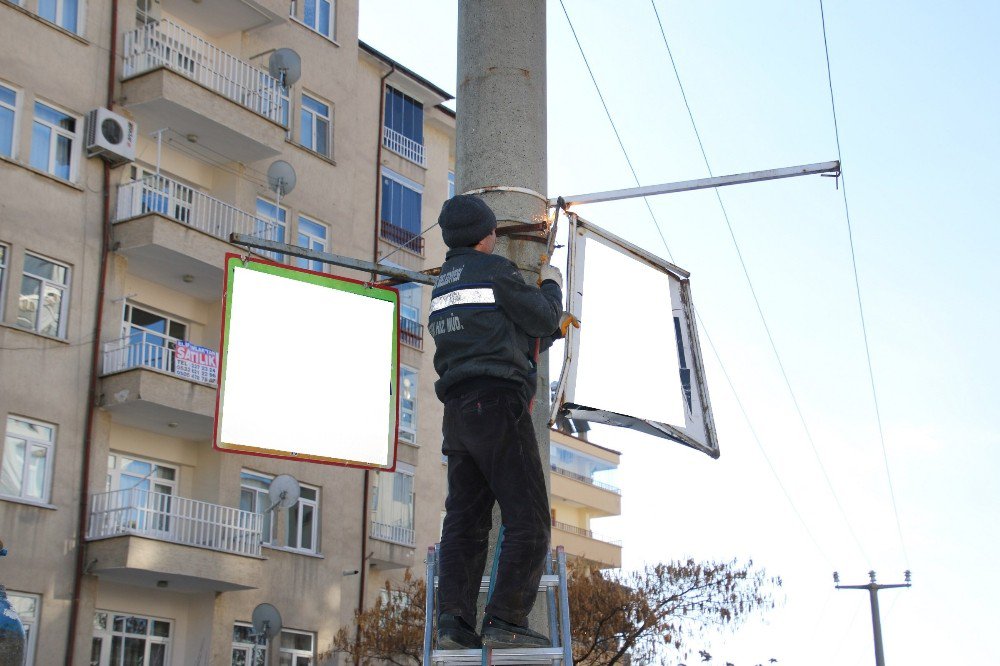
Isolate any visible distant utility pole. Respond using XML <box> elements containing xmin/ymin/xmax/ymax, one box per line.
<box><xmin>834</xmin><ymin>570</ymin><xmax>912</xmax><ymax>666</ymax></box>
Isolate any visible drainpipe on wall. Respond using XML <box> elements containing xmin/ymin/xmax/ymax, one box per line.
<box><xmin>355</xmin><ymin>60</ymin><xmax>396</xmax><ymax>665</ymax></box>
<box><xmin>65</xmin><ymin>1</ymin><xmax>118</xmax><ymax>663</ymax></box>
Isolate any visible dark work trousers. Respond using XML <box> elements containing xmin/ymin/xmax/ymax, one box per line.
<box><xmin>438</xmin><ymin>386</ymin><xmax>551</xmax><ymax>628</ymax></box>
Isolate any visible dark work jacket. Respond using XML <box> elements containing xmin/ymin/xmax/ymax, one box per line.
<box><xmin>428</xmin><ymin>247</ymin><xmax>563</xmax><ymax>404</ymax></box>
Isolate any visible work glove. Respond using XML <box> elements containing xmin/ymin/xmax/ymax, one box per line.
<box><xmin>539</xmin><ymin>263</ymin><xmax>563</xmax><ymax>289</ymax></box>
<box><xmin>558</xmin><ymin>311</ymin><xmax>581</xmax><ymax>337</ymax></box>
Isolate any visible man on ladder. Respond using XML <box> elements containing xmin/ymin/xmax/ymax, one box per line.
<box><xmin>428</xmin><ymin>194</ymin><xmax>566</xmax><ymax>650</ymax></box>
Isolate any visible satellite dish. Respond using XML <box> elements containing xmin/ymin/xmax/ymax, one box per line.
<box><xmin>268</xmin><ymin>474</ymin><xmax>301</xmax><ymax>511</ymax></box>
<box><xmin>268</xmin><ymin>48</ymin><xmax>302</xmax><ymax>88</ymax></box>
<box><xmin>251</xmin><ymin>603</ymin><xmax>282</xmax><ymax>639</ymax></box>
<box><xmin>266</xmin><ymin>160</ymin><xmax>297</xmax><ymax>197</ymax></box>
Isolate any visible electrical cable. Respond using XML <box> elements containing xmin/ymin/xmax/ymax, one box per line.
<box><xmin>556</xmin><ymin>0</ymin><xmax>674</xmax><ymax>261</ymax></box>
<box><xmin>648</xmin><ymin>0</ymin><xmax>869</xmax><ymax>563</ymax></box>
<box><xmin>818</xmin><ymin>0</ymin><xmax>909</xmax><ymax>568</ymax></box>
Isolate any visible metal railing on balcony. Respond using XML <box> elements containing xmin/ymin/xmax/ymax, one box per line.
<box><xmin>102</xmin><ymin>331</ymin><xmax>219</xmax><ymax>385</ymax></box>
<box><xmin>370</xmin><ymin>521</ymin><xmax>415</xmax><ymax>547</ymax></box>
<box><xmin>88</xmin><ymin>488</ymin><xmax>264</xmax><ymax>557</ymax></box>
<box><xmin>122</xmin><ymin>19</ymin><xmax>288</xmax><ymax>125</ymax></box>
<box><xmin>550</xmin><ymin>464</ymin><xmax>622</xmax><ymax>495</ymax></box>
<box><xmin>552</xmin><ymin>520</ymin><xmax>622</xmax><ymax>547</ymax></box>
<box><xmin>382</xmin><ymin>126</ymin><xmax>426</xmax><ymax>166</ymax></box>
<box><xmin>379</xmin><ymin>219</ymin><xmax>425</xmax><ymax>255</ymax></box>
<box><xmin>115</xmin><ymin>174</ymin><xmax>281</xmax><ymax>245</ymax></box>
<box><xmin>400</xmin><ymin>317</ymin><xmax>424</xmax><ymax>350</ymax></box>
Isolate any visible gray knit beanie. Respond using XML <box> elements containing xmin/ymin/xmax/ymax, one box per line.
<box><xmin>438</xmin><ymin>194</ymin><xmax>497</xmax><ymax>249</ymax></box>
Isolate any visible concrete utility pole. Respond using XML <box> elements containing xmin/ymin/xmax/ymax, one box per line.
<box><xmin>834</xmin><ymin>570</ymin><xmax>912</xmax><ymax>666</ymax></box>
<box><xmin>455</xmin><ymin>0</ymin><xmax>551</xmax><ymax>616</ymax></box>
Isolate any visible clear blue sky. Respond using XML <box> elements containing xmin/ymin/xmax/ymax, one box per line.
<box><xmin>360</xmin><ymin>2</ymin><xmax>1000</xmax><ymax>663</ymax></box>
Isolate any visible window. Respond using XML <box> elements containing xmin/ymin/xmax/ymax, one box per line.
<box><xmin>121</xmin><ymin>302</ymin><xmax>188</xmax><ymax>373</ymax></box>
<box><xmin>29</xmin><ymin>101</ymin><xmax>78</xmax><ymax>180</ymax></box>
<box><xmin>448</xmin><ymin>171</ymin><xmax>455</xmax><ymax>199</ymax></box>
<box><xmin>398</xmin><ymin>283</ymin><xmax>421</xmax><ymax>323</ymax></box>
<box><xmin>399</xmin><ymin>366</ymin><xmax>417</xmax><ymax>444</ymax></box>
<box><xmin>240</xmin><ymin>470</ymin><xmax>274</xmax><ymax>546</ymax></box>
<box><xmin>91</xmin><ymin>611</ymin><xmax>171</xmax><ymax>666</ymax></box>
<box><xmin>299</xmin><ymin>94</ymin><xmax>331</xmax><ymax>157</ymax></box>
<box><xmin>384</xmin><ymin>87</ymin><xmax>423</xmax><ymax>146</ymax></box>
<box><xmin>1</xmin><ymin>416</ymin><xmax>56</xmax><ymax>503</ymax></box>
<box><xmin>550</xmin><ymin>443</ymin><xmax>619</xmax><ymax>490</ymax></box>
<box><xmin>296</xmin><ymin>0</ymin><xmax>334</xmax><ymax>39</ymax></box>
<box><xmin>0</xmin><ymin>84</ymin><xmax>16</xmax><ymax>158</ymax></box>
<box><xmin>296</xmin><ymin>215</ymin><xmax>328</xmax><ymax>272</ymax></box>
<box><xmin>371</xmin><ymin>462</ymin><xmax>414</xmax><ymax>545</ymax></box>
<box><xmin>106</xmin><ymin>454</ymin><xmax>177</xmax><ymax>534</ymax></box>
<box><xmin>255</xmin><ymin>197</ymin><xmax>287</xmax><ymax>261</ymax></box>
<box><xmin>232</xmin><ymin>623</ymin><xmax>268</xmax><ymax>666</ymax></box>
<box><xmin>136</xmin><ymin>0</ymin><xmax>158</xmax><ymax>26</ymax></box>
<box><xmin>17</xmin><ymin>252</ymin><xmax>70</xmax><ymax>337</ymax></box>
<box><xmin>38</xmin><ymin>0</ymin><xmax>82</xmax><ymax>34</ymax></box>
<box><xmin>380</xmin><ymin>168</ymin><xmax>423</xmax><ymax>253</ymax></box>
<box><xmin>279</xmin><ymin>629</ymin><xmax>315</xmax><ymax>666</ymax></box>
<box><xmin>285</xmin><ymin>485</ymin><xmax>318</xmax><ymax>553</ymax></box>
<box><xmin>8</xmin><ymin>591</ymin><xmax>39</xmax><ymax>666</ymax></box>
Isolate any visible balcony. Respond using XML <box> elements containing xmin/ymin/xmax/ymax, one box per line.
<box><xmin>368</xmin><ymin>521</ymin><xmax>416</xmax><ymax>570</ymax></box>
<box><xmin>379</xmin><ymin>219</ymin><xmax>424</xmax><ymax>256</ymax></box>
<box><xmin>86</xmin><ymin>488</ymin><xmax>264</xmax><ymax>592</ymax></box>
<box><xmin>121</xmin><ymin>20</ymin><xmax>286</xmax><ymax>162</ymax></box>
<box><xmin>100</xmin><ymin>333</ymin><xmax>217</xmax><ymax>440</ymax></box>
<box><xmin>552</xmin><ymin>520</ymin><xmax>622</xmax><ymax>570</ymax></box>
<box><xmin>400</xmin><ymin>317</ymin><xmax>424</xmax><ymax>350</ymax></box>
<box><xmin>550</xmin><ymin>465</ymin><xmax>621</xmax><ymax>518</ymax></box>
<box><xmin>382</xmin><ymin>126</ymin><xmax>426</xmax><ymax>167</ymax></box>
<box><xmin>114</xmin><ymin>175</ymin><xmax>280</xmax><ymax>299</ymax></box>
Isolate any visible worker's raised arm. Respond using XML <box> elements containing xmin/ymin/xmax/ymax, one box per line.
<box><xmin>492</xmin><ymin>262</ymin><xmax>562</xmax><ymax>338</ymax></box>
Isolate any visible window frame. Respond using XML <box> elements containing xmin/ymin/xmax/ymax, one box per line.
<box><xmin>240</xmin><ymin>469</ymin><xmax>275</xmax><ymax>547</ymax></box>
<box><xmin>255</xmin><ymin>197</ymin><xmax>288</xmax><ymax>262</ymax></box>
<box><xmin>279</xmin><ymin>628</ymin><xmax>316</xmax><ymax>666</ymax></box>
<box><xmin>384</xmin><ymin>86</ymin><xmax>424</xmax><ymax>146</ymax></box>
<box><xmin>0</xmin><ymin>243</ymin><xmax>8</xmax><ymax>320</ymax></box>
<box><xmin>294</xmin><ymin>0</ymin><xmax>335</xmax><ymax>40</ymax></box>
<box><xmin>8</xmin><ymin>591</ymin><xmax>40</xmax><ymax>666</ymax></box>
<box><xmin>398</xmin><ymin>365</ymin><xmax>418</xmax><ymax>445</ymax></box>
<box><xmin>38</xmin><ymin>0</ymin><xmax>84</xmax><ymax>34</ymax></box>
<box><xmin>371</xmin><ymin>461</ymin><xmax>415</xmax><ymax>545</ymax></box>
<box><xmin>17</xmin><ymin>251</ymin><xmax>71</xmax><ymax>338</ymax></box>
<box><xmin>29</xmin><ymin>100</ymin><xmax>80</xmax><ymax>181</ymax></box>
<box><xmin>284</xmin><ymin>483</ymin><xmax>319</xmax><ymax>554</ymax></box>
<box><xmin>232</xmin><ymin>621</ymin><xmax>268</xmax><ymax>666</ymax></box>
<box><xmin>295</xmin><ymin>214</ymin><xmax>329</xmax><ymax>272</ymax></box>
<box><xmin>91</xmin><ymin>610</ymin><xmax>172</xmax><ymax>666</ymax></box>
<box><xmin>299</xmin><ymin>93</ymin><xmax>332</xmax><ymax>157</ymax></box>
<box><xmin>1</xmin><ymin>415</ymin><xmax>57</xmax><ymax>504</ymax></box>
<box><xmin>0</xmin><ymin>82</ymin><xmax>19</xmax><ymax>160</ymax></box>
<box><xmin>380</xmin><ymin>167</ymin><xmax>424</xmax><ymax>238</ymax></box>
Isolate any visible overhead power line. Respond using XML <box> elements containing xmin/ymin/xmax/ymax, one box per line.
<box><xmin>818</xmin><ymin>0</ymin><xmax>909</xmax><ymax>567</ymax></box>
<box><xmin>557</xmin><ymin>0</ymin><xmax>844</xmax><ymax>565</ymax></box>
<box><xmin>647</xmin><ymin>0</ymin><xmax>869</xmax><ymax>561</ymax></box>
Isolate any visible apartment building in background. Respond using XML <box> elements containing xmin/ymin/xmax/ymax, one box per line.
<box><xmin>0</xmin><ymin>0</ymin><xmax>621</xmax><ymax>663</ymax></box>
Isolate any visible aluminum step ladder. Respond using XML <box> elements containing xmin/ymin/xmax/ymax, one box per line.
<box><xmin>422</xmin><ymin>543</ymin><xmax>574</xmax><ymax>665</ymax></box>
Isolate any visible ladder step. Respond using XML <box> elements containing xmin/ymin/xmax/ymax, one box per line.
<box><xmin>431</xmin><ymin>647</ymin><xmax>566</xmax><ymax>664</ymax></box>
<box><xmin>432</xmin><ymin>574</ymin><xmax>561</xmax><ymax>592</ymax></box>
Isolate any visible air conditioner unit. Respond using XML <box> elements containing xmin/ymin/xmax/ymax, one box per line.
<box><xmin>85</xmin><ymin>108</ymin><xmax>137</xmax><ymax>166</ymax></box>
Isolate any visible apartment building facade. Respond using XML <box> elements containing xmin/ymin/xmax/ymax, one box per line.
<box><xmin>0</xmin><ymin>0</ymin><xmax>457</xmax><ymax>663</ymax></box>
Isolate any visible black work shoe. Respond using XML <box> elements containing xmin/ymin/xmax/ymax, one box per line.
<box><xmin>437</xmin><ymin>613</ymin><xmax>482</xmax><ymax>650</ymax></box>
<box><xmin>481</xmin><ymin>614</ymin><xmax>550</xmax><ymax>649</ymax></box>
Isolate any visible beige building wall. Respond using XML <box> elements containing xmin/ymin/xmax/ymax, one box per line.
<box><xmin>1</xmin><ymin>0</ymin><xmax>454</xmax><ymax>664</ymax></box>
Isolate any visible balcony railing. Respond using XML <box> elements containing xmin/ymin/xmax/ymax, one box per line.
<box><xmin>400</xmin><ymin>317</ymin><xmax>424</xmax><ymax>350</ymax></box>
<box><xmin>382</xmin><ymin>126</ymin><xmax>426</xmax><ymax>166</ymax></box>
<box><xmin>370</xmin><ymin>521</ymin><xmax>415</xmax><ymax>547</ymax></box>
<box><xmin>379</xmin><ymin>220</ymin><xmax>424</xmax><ymax>255</ymax></box>
<box><xmin>88</xmin><ymin>488</ymin><xmax>264</xmax><ymax>557</ymax></box>
<box><xmin>552</xmin><ymin>520</ymin><xmax>622</xmax><ymax>547</ymax></box>
<box><xmin>115</xmin><ymin>174</ymin><xmax>280</xmax><ymax>245</ymax></box>
<box><xmin>551</xmin><ymin>464</ymin><xmax>622</xmax><ymax>495</ymax></box>
<box><xmin>123</xmin><ymin>19</ymin><xmax>287</xmax><ymax>125</ymax></box>
<box><xmin>102</xmin><ymin>331</ymin><xmax>219</xmax><ymax>385</ymax></box>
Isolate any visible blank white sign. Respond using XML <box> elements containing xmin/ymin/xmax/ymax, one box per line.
<box><xmin>216</xmin><ymin>263</ymin><xmax>398</xmax><ymax>468</ymax></box>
